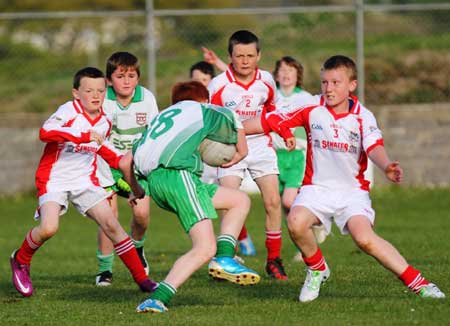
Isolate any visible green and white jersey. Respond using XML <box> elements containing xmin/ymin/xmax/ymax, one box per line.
<box><xmin>133</xmin><ymin>100</ymin><xmax>241</xmax><ymax>177</ymax></box>
<box><xmin>104</xmin><ymin>85</ymin><xmax>159</xmax><ymax>153</ymax></box>
<box><xmin>96</xmin><ymin>85</ymin><xmax>158</xmax><ymax>187</ymax></box>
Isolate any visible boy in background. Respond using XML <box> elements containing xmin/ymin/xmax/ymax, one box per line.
<box><xmin>208</xmin><ymin>30</ymin><xmax>287</xmax><ymax>280</ymax></box>
<box><xmin>95</xmin><ymin>52</ymin><xmax>159</xmax><ymax>286</ymax></box>
<box><xmin>10</xmin><ymin>67</ymin><xmax>157</xmax><ymax>297</ymax></box>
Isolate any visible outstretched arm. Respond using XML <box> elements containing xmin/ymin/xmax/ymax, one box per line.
<box><xmin>202</xmin><ymin>46</ymin><xmax>228</xmax><ymax>72</ymax></box>
<box><xmin>368</xmin><ymin>145</ymin><xmax>403</xmax><ymax>183</ymax></box>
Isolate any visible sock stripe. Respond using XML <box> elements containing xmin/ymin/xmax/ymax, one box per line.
<box><xmin>115</xmin><ymin>238</ymin><xmax>134</xmax><ymax>256</ymax></box>
<box><xmin>26</xmin><ymin>230</ymin><xmax>40</xmax><ymax>249</ymax></box>
<box><xmin>217</xmin><ymin>234</ymin><xmax>237</xmax><ymax>247</ymax></box>
<box><xmin>161</xmin><ymin>281</ymin><xmax>177</xmax><ymax>294</ymax></box>
<box><xmin>266</xmin><ymin>230</ymin><xmax>282</xmax><ymax>240</ymax></box>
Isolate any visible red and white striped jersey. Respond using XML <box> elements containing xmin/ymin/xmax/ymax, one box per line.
<box><xmin>209</xmin><ymin>65</ymin><xmax>276</xmax><ymax>123</ymax></box>
<box><xmin>266</xmin><ymin>95</ymin><xmax>383</xmax><ymax>191</ymax></box>
<box><xmin>35</xmin><ymin>100</ymin><xmax>123</xmax><ymax>196</ymax></box>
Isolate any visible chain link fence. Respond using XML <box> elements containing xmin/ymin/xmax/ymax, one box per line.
<box><xmin>0</xmin><ymin>2</ymin><xmax>449</xmax><ymax>112</ymax></box>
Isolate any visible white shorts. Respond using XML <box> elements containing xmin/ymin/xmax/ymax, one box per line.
<box><xmin>218</xmin><ymin>135</ymin><xmax>278</xmax><ymax>180</ymax></box>
<box><xmin>35</xmin><ymin>186</ymin><xmax>112</xmax><ymax>219</ymax></box>
<box><xmin>292</xmin><ymin>185</ymin><xmax>375</xmax><ymax>235</ymax></box>
<box><xmin>200</xmin><ymin>163</ymin><xmax>219</xmax><ymax>185</ymax></box>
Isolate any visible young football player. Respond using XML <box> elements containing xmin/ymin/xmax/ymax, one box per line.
<box><xmin>122</xmin><ymin>81</ymin><xmax>260</xmax><ymax>313</ymax></box>
<box><xmin>95</xmin><ymin>52</ymin><xmax>159</xmax><ymax>286</ymax></box>
<box><xmin>253</xmin><ymin>55</ymin><xmax>446</xmax><ymax>301</ymax></box>
<box><xmin>10</xmin><ymin>67</ymin><xmax>157</xmax><ymax>297</ymax></box>
<box><xmin>208</xmin><ymin>30</ymin><xmax>287</xmax><ymax>279</ymax></box>
<box><xmin>189</xmin><ymin>61</ymin><xmax>215</xmax><ymax>87</ymax></box>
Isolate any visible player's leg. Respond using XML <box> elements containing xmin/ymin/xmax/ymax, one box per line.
<box><xmin>254</xmin><ymin>174</ymin><xmax>287</xmax><ymax>280</ymax></box>
<box><xmin>130</xmin><ymin>194</ymin><xmax>151</xmax><ymax>275</ymax></box>
<box><xmin>11</xmin><ymin>200</ymin><xmax>63</xmax><ymax>297</ymax></box>
<box><xmin>137</xmin><ymin>219</ymin><xmax>216</xmax><ymax>313</ymax></box>
<box><xmin>347</xmin><ymin>215</ymin><xmax>445</xmax><ymax>298</ymax></box>
<box><xmin>87</xmin><ymin>200</ymin><xmax>157</xmax><ymax>292</ymax></box>
<box><xmin>96</xmin><ymin>193</ymin><xmax>118</xmax><ymax>286</ymax></box>
<box><xmin>207</xmin><ymin>186</ymin><xmax>260</xmax><ymax>285</ymax></box>
<box><xmin>287</xmin><ymin>187</ymin><xmax>333</xmax><ymax>302</ymax></box>
<box><xmin>219</xmin><ymin>174</ymin><xmax>256</xmax><ymax>256</ymax></box>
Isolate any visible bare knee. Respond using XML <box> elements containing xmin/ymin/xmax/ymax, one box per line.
<box><xmin>353</xmin><ymin>233</ymin><xmax>377</xmax><ymax>254</ymax></box>
<box><xmin>37</xmin><ymin>223</ymin><xmax>58</xmax><ymax>241</ymax></box>
<box><xmin>287</xmin><ymin>213</ymin><xmax>311</xmax><ymax>238</ymax></box>
<box><xmin>281</xmin><ymin>197</ymin><xmax>292</xmax><ymax>211</ymax></box>
<box><xmin>263</xmin><ymin>195</ymin><xmax>281</xmax><ymax>213</ymax></box>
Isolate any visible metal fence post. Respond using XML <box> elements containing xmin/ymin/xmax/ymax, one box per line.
<box><xmin>146</xmin><ymin>0</ymin><xmax>156</xmax><ymax>95</ymax></box>
<box><xmin>355</xmin><ymin>0</ymin><xmax>365</xmax><ymax>104</ymax></box>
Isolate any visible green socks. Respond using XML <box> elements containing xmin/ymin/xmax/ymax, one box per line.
<box><xmin>216</xmin><ymin>234</ymin><xmax>237</xmax><ymax>258</ymax></box>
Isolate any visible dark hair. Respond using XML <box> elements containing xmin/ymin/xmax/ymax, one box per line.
<box><xmin>273</xmin><ymin>56</ymin><xmax>304</xmax><ymax>88</ymax></box>
<box><xmin>189</xmin><ymin>61</ymin><xmax>215</xmax><ymax>78</ymax></box>
<box><xmin>106</xmin><ymin>51</ymin><xmax>140</xmax><ymax>79</ymax></box>
<box><xmin>171</xmin><ymin>81</ymin><xmax>209</xmax><ymax>104</ymax></box>
<box><xmin>73</xmin><ymin>67</ymin><xmax>105</xmax><ymax>89</ymax></box>
<box><xmin>322</xmin><ymin>55</ymin><xmax>357</xmax><ymax>81</ymax></box>
<box><xmin>228</xmin><ymin>30</ymin><xmax>260</xmax><ymax>55</ymax></box>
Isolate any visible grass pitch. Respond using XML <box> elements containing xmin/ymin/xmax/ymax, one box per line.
<box><xmin>1</xmin><ymin>187</ymin><xmax>449</xmax><ymax>325</ymax></box>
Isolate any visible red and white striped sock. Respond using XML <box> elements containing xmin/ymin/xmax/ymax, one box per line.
<box><xmin>16</xmin><ymin>229</ymin><xmax>43</xmax><ymax>265</ymax></box>
<box><xmin>303</xmin><ymin>247</ymin><xmax>327</xmax><ymax>271</ymax></box>
<box><xmin>265</xmin><ymin>230</ymin><xmax>282</xmax><ymax>260</ymax></box>
<box><xmin>238</xmin><ymin>225</ymin><xmax>248</xmax><ymax>241</ymax></box>
<box><xmin>114</xmin><ymin>237</ymin><xmax>147</xmax><ymax>284</ymax></box>
<box><xmin>399</xmin><ymin>265</ymin><xmax>429</xmax><ymax>293</ymax></box>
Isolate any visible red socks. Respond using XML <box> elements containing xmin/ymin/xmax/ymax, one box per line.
<box><xmin>114</xmin><ymin>237</ymin><xmax>147</xmax><ymax>284</ymax></box>
<box><xmin>16</xmin><ymin>229</ymin><xmax>42</xmax><ymax>265</ymax></box>
<box><xmin>399</xmin><ymin>265</ymin><xmax>429</xmax><ymax>293</ymax></box>
<box><xmin>265</xmin><ymin>230</ymin><xmax>282</xmax><ymax>260</ymax></box>
<box><xmin>238</xmin><ymin>225</ymin><xmax>248</xmax><ymax>241</ymax></box>
<box><xmin>303</xmin><ymin>247</ymin><xmax>327</xmax><ymax>271</ymax></box>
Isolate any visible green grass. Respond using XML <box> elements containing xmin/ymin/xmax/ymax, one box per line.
<box><xmin>1</xmin><ymin>187</ymin><xmax>449</xmax><ymax>325</ymax></box>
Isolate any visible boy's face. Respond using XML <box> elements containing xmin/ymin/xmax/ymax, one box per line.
<box><xmin>320</xmin><ymin>67</ymin><xmax>357</xmax><ymax>109</ymax></box>
<box><xmin>72</xmin><ymin>77</ymin><xmax>106</xmax><ymax>113</ymax></box>
<box><xmin>276</xmin><ymin>62</ymin><xmax>297</xmax><ymax>88</ymax></box>
<box><xmin>109</xmin><ymin>66</ymin><xmax>139</xmax><ymax>99</ymax></box>
<box><xmin>230</xmin><ymin>43</ymin><xmax>260</xmax><ymax>79</ymax></box>
<box><xmin>191</xmin><ymin>69</ymin><xmax>212</xmax><ymax>87</ymax></box>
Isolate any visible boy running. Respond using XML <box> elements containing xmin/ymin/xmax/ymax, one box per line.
<box><xmin>10</xmin><ymin>67</ymin><xmax>157</xmax><ymax>297</ymax></box>
<box><xmin>95</xmin><ymin>52</ymin><xmax>159</xmax><ymax>286</ymax></box>
<box><xmin>127</xmin><ymin>81</ymin><xmax>260</xmax><ymax>313</ymax></box>
<box><xmin>258</xmin><ymin>55</ymin><xmax>445</xmax><ymax>301</ymax></box>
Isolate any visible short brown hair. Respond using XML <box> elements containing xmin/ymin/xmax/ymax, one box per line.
<box><xmin>171</xmin><ymin>81</ymin><xmax>209</xmax><ymax>104</ymax></box>
<box><xmin>73</xmin><ymin>67</ymin><xmax>105</xmax><ymax>89</ymax></box>
<box><xmin>322</xmin><ymin>55</ymin><xmax>357</xmax><ymax>81</ymax></box>
<box><xmin>106</xmin><ymin>51</ymin><xmax>140</xmax><ymax>79</ymax></box>
<box><xmin>273</xmin><ymin>56</ymin><xmax>304</xmax><ymax>88</ymax></box>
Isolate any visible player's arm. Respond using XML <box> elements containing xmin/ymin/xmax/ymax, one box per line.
<box><xmin>368</xmin><ymin>145</ymin><xmax>403</xmax><ymax>184</ymax></box>
<box><xmin>202</xmin><ymin>46</ymin><xmax>228</xmax><ymax>72</ymax></box>
<box><xmin>118</xmin><ymin>151</ymin><xmax>145</xmax><ymax>206</ymax></box>
<box><xmin>221</xmin><ymin>128</ymin><xmax>248</xmax><ymax>168</ymax></box>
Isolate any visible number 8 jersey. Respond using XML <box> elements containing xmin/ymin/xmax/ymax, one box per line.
<box><xmin>133</xmin><ymin>100</ymin><xmax>242</xmax><ymax>177</ymax></box>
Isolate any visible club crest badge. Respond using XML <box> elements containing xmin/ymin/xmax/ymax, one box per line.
<box><xmin>136</xmin><ymin>113</ymin><xmax>147</xmax><ymax>126</ymax></box>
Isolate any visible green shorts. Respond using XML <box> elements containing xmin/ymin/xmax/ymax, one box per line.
<box><xmin>107</xmin><ymin>168</ymin><xmax>150</xmax><ymax>198</ymax></box>
<box><xmin>147</xmin><ymin>168</ymin><xmax>219</xmax><ymax>233</ymax></box>
<box><xmin>277</xmin><ymin>149</ymin><xmax>305</xmax><ymax>193</ymax></box>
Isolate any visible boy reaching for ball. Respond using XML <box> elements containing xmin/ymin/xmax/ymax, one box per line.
<box><xmin>122</xmin><ymin>81</ymin><xmax>261</xmax><ymax>314</ymax></box>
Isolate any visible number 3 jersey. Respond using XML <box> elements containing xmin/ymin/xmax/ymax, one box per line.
<box><xmin>266</xmin><ymin>95</ymin><xmax>383</xmax><ymax>191</ymax></box>
<box><xmin>133</xmin><ymin>100</ymin><xmax>242</xmax><ymax>177</ymax></box>
<box><xmin>35</xmin><ymin>100</ymin><xmax>123</xmax><ymax>196</ymax></box>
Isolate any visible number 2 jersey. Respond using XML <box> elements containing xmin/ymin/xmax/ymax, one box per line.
<box><xmin>35</xmin><ymin>100</ymin><xmax>123</xmax><ymax>196</ymax></box>
<box><xmin>265</xmin><ymin>95</ymin><xmax>383</xmax><ymax>191</ymax></box>
<box><xmin>133</xmin><ymin>100</ymin><xmax>242</xmax><ymax>177</ymax></box>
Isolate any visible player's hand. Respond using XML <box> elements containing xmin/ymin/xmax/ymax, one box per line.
<box><xmin>221</xmin><ymin>151</ymin><xmax>245</xmax><ymax>168</ymax></box>
<box><xmin>285</xmin><ymin>137</ymin><xmax>296</xmax><ymax>151</ymax></box>
<box><xmin>384</xmin><ymin>161</ymin><xmax>403</xmax><ymax>183</ymax></box>
<box><xmin>202</xmin><ymin>46</ymin><xmax>219</xmax><ymax>65</ymax></box>
<box><xmin>89</xmin><ymin>130</ymin><xmax>104</xmax><ymax>145</ymax></box>
<box><xmin>127</xmin><ymin>187</ymin><xmax>145</xmax><ymax>207</ymax></box>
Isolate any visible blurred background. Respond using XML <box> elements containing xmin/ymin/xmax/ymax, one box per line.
<box><xmin>1</xmin><ymin>0</ymin><xmax>449</xmax><ymax>194</ymax></box>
